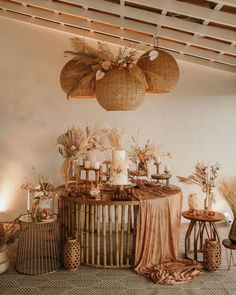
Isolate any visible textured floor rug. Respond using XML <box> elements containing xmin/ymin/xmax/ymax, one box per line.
<box><xmin>1</xmin><ymin>223</ymin><xmax>236</xmax><ymax>295</ymax></box>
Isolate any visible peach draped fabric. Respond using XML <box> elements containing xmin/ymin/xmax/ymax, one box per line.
<box><xmin>134</xmin><ymin>186</ymin><xmax>202</xmax><ymax>284</ymax></box>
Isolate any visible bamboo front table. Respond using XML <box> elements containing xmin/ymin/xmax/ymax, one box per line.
<box><xmin>15</xmin><ymin>214</ymin><xmax>61</xmax><ymax>274</ymax></box>
<box><xmin>182</xmin><ymin>210</ymin><xmax>224</xmax><ymax>262</ymax></box>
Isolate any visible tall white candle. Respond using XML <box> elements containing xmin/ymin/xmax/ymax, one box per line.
<box><xmin>27</xmin><ymin>190</ymin><xmax>30</xmax><ymax>211</ymax></box>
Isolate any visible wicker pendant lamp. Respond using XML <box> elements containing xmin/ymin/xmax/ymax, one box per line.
<box><xmin>60</xmin><ymin>59</ymin><xmax>96</xmax><ymax>99</ymax></box>
<box><xmin>96</xmin><ymin>65</ymin><xmax>146</xmax><ymax>111</ymax></box>
<box><xmin>137</xmin><ymin>40</ymin><xmax>179</xmax><ymax>93</ymax></box>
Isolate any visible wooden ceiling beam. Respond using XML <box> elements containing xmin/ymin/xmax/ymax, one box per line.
<box><xmin>0</xmin><ymin>2</ymin><xmax>236</xmax><ymax>67</ymax></box>
<box><xmin>63</xmin><ymin>0</ymin><xmax>236</xmax><ymax>42</ymax></box>
<box><xmin>126</xmin><ymin>0</ymin><xmax>236</xmax><ymax>28</ymax></box>
<box><xmin>1</xmin><ymin>9</ymin><xmax>236</xmax><ymax>73</ymax></box>
<box><xmin>2</xmin><ymin>0</ymin><xmax>236</xmax><ymax>57</ymax></box>
<box><xmin>213</xmin><ymin>0</ymin><xmax>236</xmax><ymax>9</ymax></box>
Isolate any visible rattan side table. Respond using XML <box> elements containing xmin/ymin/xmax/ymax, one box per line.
<box><xmin>15</xmin><ymin>214</ymin><xmax>61</xmax><ymax>274</ymax></box>
<box><xmin>222</xmin><ymin>239</ymin><xmax>236</xmax><ymax>270</ymax></box>
<box><xmin>182</xmin><ymin>210</ymin><xmax>224</xmax><ymax>263</ymax></box>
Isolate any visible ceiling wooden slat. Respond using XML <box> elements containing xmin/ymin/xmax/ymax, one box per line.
<box><xmin>126</xmin><ymin>0</ymin><xmax>236</xmax><ymax>28</ymax></box>
<box><xmin>0</xmin><ymin>0</ymin><xmax>236</xmax><ymax>73</ymax></box>
<box><xmin>64</xmin><ymin>0</ymin><xmax>236</xmax><ymax>42</ymax></box>
<box><xmin>4</xmin><ymin>0</ymin><xmax>236</xmax><ymax>56</ymax></box>
<box><xmin>1</xmin><ymin>9</ymin><xmax>236</xmax><ymax>74</ymax></box>
<box><xmin>1</xmin><ymin>0</ymin><xmax>236</xmax><ymax>67</ymax></box>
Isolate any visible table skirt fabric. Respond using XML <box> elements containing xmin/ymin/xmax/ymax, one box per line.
<box><xmin>135</xmin><ymin>190</ymin><xmax>182</xmax><ymax>270</ymax></box>
<box><xmin>134</xmin><ymin>188</ymin><xmax>202</xmax><ymax>284</ymax></box>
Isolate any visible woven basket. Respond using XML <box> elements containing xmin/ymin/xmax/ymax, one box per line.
<box><xmin>137</xmin><ymin>50</ymin><xmax>179</xmax><ymax>93</ymax></box>
<box><xmin>60</xmin><ymin>59</ymin><xmax>96</xmax><ymax>99</ymax></box>
<box><xmin>63</xmin><ymin>237</ymin><xmax>80</xmax><ymax>271</ymax></box>
<box><xmin>96</xmin><ymin>65</ymin><xmax>145</xmax><ymax>111</ymax></box>
<box><xmin>203</xmin><ymin>238</ymin><xmax>221</xmax><ymax>271</ymax></box>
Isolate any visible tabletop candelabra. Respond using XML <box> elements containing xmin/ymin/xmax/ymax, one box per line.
<box><xmin>151</xmin><ymin>161</ymin><xmax>172</xmax><ymax>186</ymax></box>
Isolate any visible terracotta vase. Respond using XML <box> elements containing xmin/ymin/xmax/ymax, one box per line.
<box><xmin>229</xmin><ymin>217</ymin><xmax>236</xmax><ymax>243</ymax></box>
<box><xmin>63</xmin><ymin>237</ymin><xmax>80</xmax><ymax>271</ymax></box>
<box><xmin>203</xmin><ymin>239</ymin><xmax>221</xmax><ymax>271</ymax></box>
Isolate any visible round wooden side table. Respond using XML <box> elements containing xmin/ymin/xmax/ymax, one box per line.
<box><xmin>222</xmin><ymin>239</ymin><xmax>236</xmax><ymax>270</ymax></box>
<box><xmin>182</xmin><ymin>210</ymin><xmax>224</xmax><ymax>262</ymax></box>
<box><xmin>15</xmin><ymin>214</ymin><xmax>61</xmax><ymax>274</ymax></box>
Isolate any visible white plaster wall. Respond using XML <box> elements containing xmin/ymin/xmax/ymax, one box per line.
<box><xmin>0</xmin><ymin>17</ymin><xmax>236</xmax><ymax>221</ymax></box>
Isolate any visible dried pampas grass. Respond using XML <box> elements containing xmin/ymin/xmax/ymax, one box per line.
<box><xmin>219</xmin><ymin>177</ymin><xmax>236</xmax><ymax>217</ymax></box>
<box><xmin>102</xmin><ymin>128</ymin><xmax>127</xmax><ymax>150</ymax></box>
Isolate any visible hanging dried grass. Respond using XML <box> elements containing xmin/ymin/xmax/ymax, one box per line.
<box><xmin>219</xmin><ymin>177</ymin><xmax>236</xmax><ymax>217</ymax></box>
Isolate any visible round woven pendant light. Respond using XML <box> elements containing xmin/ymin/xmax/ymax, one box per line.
<box><xmin>60</xmin><ymin>59</ymin><xmax>96</xmax><ymax>99</ymax></box>
<box><xmin>96</xmin><ymin>65</ymin><xmax>146</xmax><ymax>111</ymax></box>
<box><xmin>137</xmin><ymin>50</ymin><xmax>179</xmax><ymax>93</ymax></box>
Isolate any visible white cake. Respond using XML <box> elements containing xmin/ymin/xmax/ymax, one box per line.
<box><xmin>110</xmin><ymin>150</ymin><xmax>129</xmax><ymax>185</ymax></box>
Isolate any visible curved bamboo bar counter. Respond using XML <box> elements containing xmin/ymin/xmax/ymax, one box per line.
<box><xmin>58</xmin><ymin>184</ymin><xmax>182</xmax><ymax>269</ymax></box>
<box><xmin>58</xmin><ymin>189</ymin><xmax>139</xmax><ymax>269</ymax></box>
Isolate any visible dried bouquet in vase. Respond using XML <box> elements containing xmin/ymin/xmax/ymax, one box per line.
<box><xmin>57</xmin><ymin>126</ymin><xmax>86</xmax><ymax>158</ymax></box>
<box><xmin>129</xmin><ymin>136</ymin><xmax>155</xmax><ymax>173</ymax></box>
<box><xmin>177</xmin><ymin>161</ymin><xmax>220</xmax><ymax>211</ymax></box>
<box><xmin>21</xmin><ymin>170</ymin><xmax>56</xmax><ymax>221</ymax></box>
<box><xmin>57</xmin><ymin>125</ymin><xmax>104</xmax><ymax>187</ymax></box>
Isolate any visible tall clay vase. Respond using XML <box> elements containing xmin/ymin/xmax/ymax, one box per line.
<box><xmin>203</xmin><ymin>239</ymin><xmax>221</xmax><ymax>271</ymax></box>
<box><xmin>229</xmin><ymin>217</ymin><xmax>236</xmax><ymax>243</ymax></box>
<box><xmin>63</xmin><ymin>237</ymin><xmax>80</xmax><ymax>271</ymax></box>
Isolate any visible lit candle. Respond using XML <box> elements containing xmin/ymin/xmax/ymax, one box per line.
<box><xmin>27</xmin><ymin>190</ymin><xmax>30</xmax><ymax>212</ymax></box>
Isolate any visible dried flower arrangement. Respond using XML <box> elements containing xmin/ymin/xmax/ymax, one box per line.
<box><xmin>129</xmin><ymin>138</ymin><xmax>155</xmax><ymax>171</ymax></box>
<box><xmin>219</xmin><ymin>177</ymin><xmax>236</xmax><ymax>217</ymax></box>
<box><xmin>21</xmin><ymin>173</ymin><xmax>56</xmax><ymax>201</ymax></box>
<box><xmin>57</xmin><ymin>126</ymin><xmax>107</xmax><ymax>159</ymax></box>
<box><xmin>21</xmin><ymin>170</ymin><xmax>56</xmax><ymax>219</ymax></box>
<box><xmin>57</xmin><ymin>126</ymin><xmax>86</xmax><ymax>158</ymax></box>
<box><xmin>102</xmin><ymin>128</ymin><xmax>127</xmax><ymax>150</ymax></box>
<box><xmin>129</xmin><ymin>133</ymin><xmax>171</xmax><ymax>171</ymax></box>
<box><xmin>0</xmin><ymin>217</ymin><xmax>21</xmax><ymax>252</ymax></box>
<box><xmin>177</xmin><ymin>161</ymin><xmax>220</xmax><ymax>210</ymax></box>
<box><xmin>65</xmin><ymin>38</ymin><xmax>157</xmax><ymax>90</ymax></box>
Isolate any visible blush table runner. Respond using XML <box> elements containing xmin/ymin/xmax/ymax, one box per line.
<box><xmin>133</xmin><ymin>186</ymin><xmax>202</xmax><ymax>284</ymax></box>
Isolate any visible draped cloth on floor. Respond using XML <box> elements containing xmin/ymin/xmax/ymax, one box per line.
<box><xmin>133</xmin><ymin>186</ymin><xmax>202</xmax><ymax>284</ymax></box>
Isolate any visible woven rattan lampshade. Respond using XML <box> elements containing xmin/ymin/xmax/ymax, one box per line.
<box><xmin>96</xmin><ymin>65</ymin><xmax>145</xmax><ymax>111</ymax></box>
<box><xmin>60</xmin><ymin>59</ymin><xmax>96</xmax><ymax>99</ymax></box>
<box><xmin>137</xmin><ymin>50</ymin><xmax>179</xmax><ymax>93</ymax></box>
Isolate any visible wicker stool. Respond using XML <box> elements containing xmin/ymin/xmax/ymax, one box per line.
<box><xmin>15</xmin><ymin>214</ymin><xmax>61</xmax><ymax>274</ymax></box>
<box><xmin>222</xmin><ymin>239</ymin><xmax>236</xmax><ymax>270</ymax></box>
